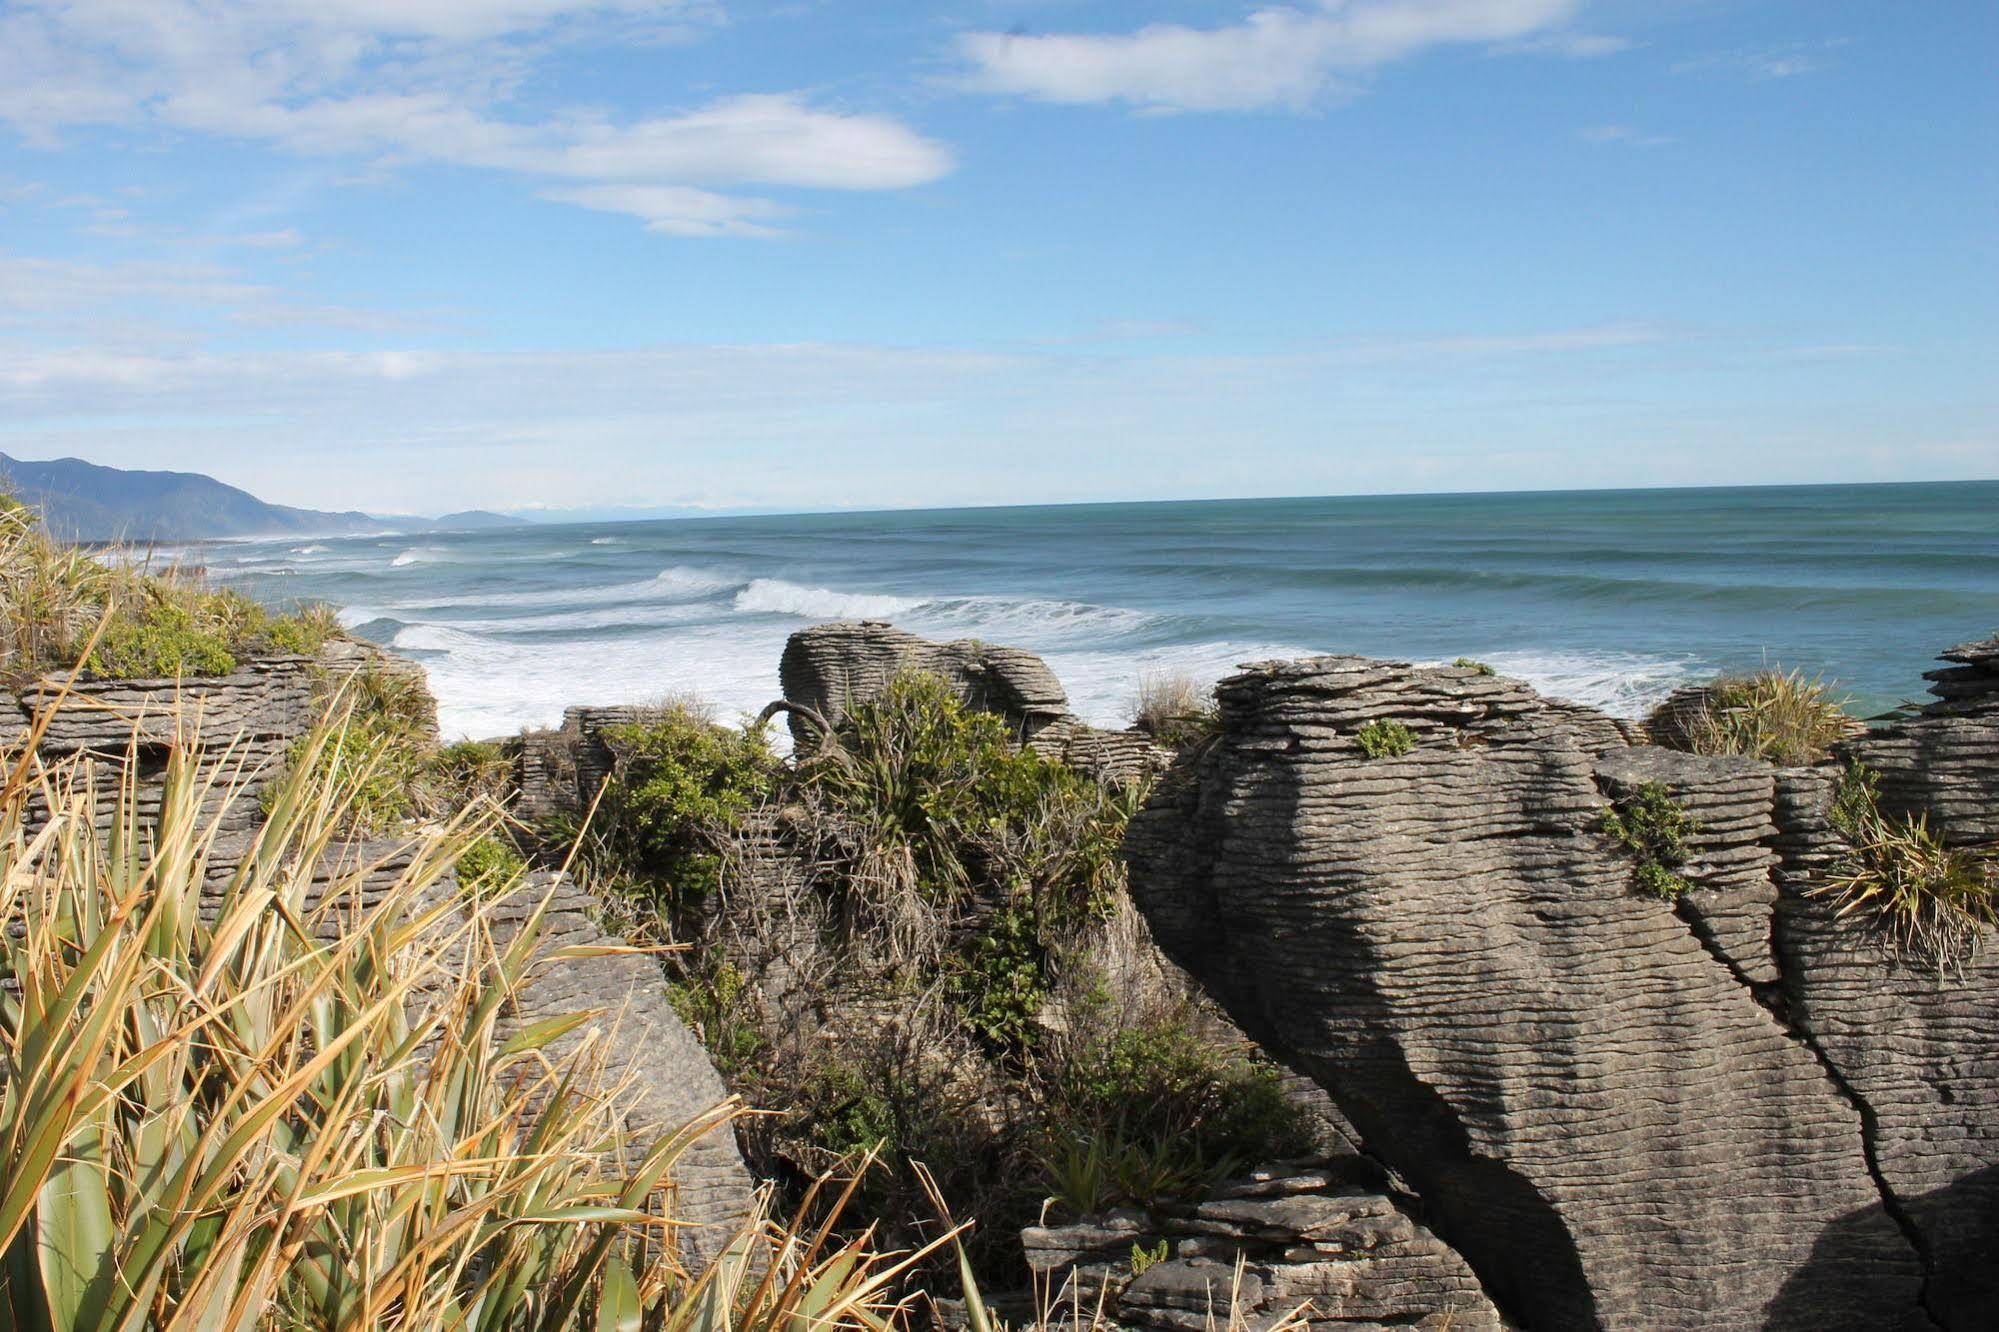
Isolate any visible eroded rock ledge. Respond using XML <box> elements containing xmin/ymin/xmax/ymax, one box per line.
<box><xmin>1126</xmin><ymin>644</ymin><xmax>1997</xmax><ymax>1331</ymax></box>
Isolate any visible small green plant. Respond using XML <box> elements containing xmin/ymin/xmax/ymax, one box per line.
<box><xmin>433</xmin><ymin>736</ymin><xmax>514</xmax><ymax>806</ymax></box>
<box><xmin>1599</xmin><ymin>782</ymin><xmax>1699</xmax><ymax>899</ymax></box>
<box><xmin>262</xmin><ymin>601</ymin><xmax>341</xmax><ymax>655</ymax></box>
<box><xmin>1815</xmin><ymin>763</ymin><xmax>1999</xmax><ymax>967</ymax></box>
<box><xmin>1353</xmin><ymin>717</ymin><xmax>1417</xmax><ymax>759</ymax></box>
<box><xmin>1652</xmin><ymin>668</ymin><xmax>1856</xmax><ymax>766</ymax></box>
<box><xmin>1130</xmin><ymin>1239</ymin><xmax>1170</xmax><ymax>1277</ymax></box>
<box><xmin>1453</xmin><ymin>657</ymin><xmax>1496</xmax><ymax>676</ymax></box>
<box><xmin>951</xmin><ymin>903</ymin><xmax>1048</xmax><ymax>1054</ymax></box>
<box><xmin>456</xmin><ymin>833</ymin><xmax>527</xmax><ymax>890</ymax></box>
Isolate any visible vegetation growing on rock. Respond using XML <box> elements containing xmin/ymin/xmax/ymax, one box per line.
<box><xmin>1650</xmin><ymin>668</ymin><xmax>1858</xmax><ymax>766</ymax></box>
<box><xmin>1354</xmin><ymin>717</ymin><xmax>1417</xmax><ymax>759</ymax></box>
<box><xmin>1127</xmin><ymin>671</ymin><xmax>1220</xmax><ymax>747</ymax></box>
<box><xmin>1817</xmin><ymin>762</ymin><xmax>1999</xmax><ymax>966</ymax></box>
<box><xmin>1453</xmin><ymin>657</ymin><xmax>1496</xmax><ymax>676</ymax></box>
<box><xmin>1599</xmin><ymin>781</ymin><xmax>1699</xmax><ymax>899</ymax></box>
<box><xmin>552</xmin><ymin>668</ymin><xmax>1308</xmax><ymax>1284</ymax></box>
<box><xmin>0</xmin><ymin>495</ymin><xmax>337</xmax><ymax>682</ymax></box>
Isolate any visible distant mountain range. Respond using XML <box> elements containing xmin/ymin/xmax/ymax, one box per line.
<box><xmin>0</xmin><ymin>453</ymin><xmax>528</xmax><ymax>542</ymax></box>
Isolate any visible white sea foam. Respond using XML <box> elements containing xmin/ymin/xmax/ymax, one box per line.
<box><xmin>1476</xmin><ymin>649</ymin><xmax>1704</xmax><ymax>718</ymax></box>
<box><xmin>591</xmin><ymin>537</ymin><xmax>618</xmax><ymax>545</ymax></box>
<box><xmin>390</xmin><ymin>547</ymin><xmax>437</xmax><ymax>567</ymax></box>
<box><xmin>291</xmin><ymin>544</ymin><xmax>329</xmax><ymax>555</ymax></box>
<box><xmin>732</xmin><ymin>578</ymin><xmax>923</xmax><ymax>621</ymax></box>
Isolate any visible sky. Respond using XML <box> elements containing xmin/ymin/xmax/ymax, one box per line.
<box><xmin>0</xmin><ymin>0</ymin><xmax>1993</xmax><ymax>517</ymax></box>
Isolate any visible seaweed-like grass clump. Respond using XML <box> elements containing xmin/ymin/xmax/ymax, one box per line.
<box><xmin>1651</xmin><ymin>668</ymin><xmax>1857</xmax><ymax>767</ymax></box>
<box><xmin>1600</xmin><ymin>781</ymin><xmax>1699</xmax><ymax>900</ymax></box>
<box><xmin>1453</xmin><ymin>657</ymin><xmax>1496</xmax><ymax>676</ymax></box>
<box><xmin>1814</xmin><ymin>763</ymin><xmax>1999</xmax><ymax>967</ymax></box>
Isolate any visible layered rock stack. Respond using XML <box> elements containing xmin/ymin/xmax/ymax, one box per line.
<box><xmin>1126</xmin><ymin>643</ymin><xmax>1999</xmax><ymax>1330</ymax></box>
<box><xmin>1022</xmin><ymin>1159</ymin><xmax>1502</xmax><ymax>1330</ymax></box>
<box><xmin>778</xmin><ymin>621</ymin><xmax>1167</xmax><ymax>780</ymax></box>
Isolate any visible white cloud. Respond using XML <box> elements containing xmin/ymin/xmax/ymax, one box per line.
<box><xmin>957</xmin><ymin>0</ymin><xmax>1583</xmax><ymax>113</ymax></box>
<box><xmin>0</xmin><ymin>0</ymin><xmax>950</xmax><ymax>236</ymax></box>
<box><xmin>1672</xmin><ymin>45</ymin><xmax>1832</xmax><ymax>81</ymax></box>
<box><xmin>540</xmin><ymin>184</ymin><xmax>791</xmax><ymax>237</ymax></box>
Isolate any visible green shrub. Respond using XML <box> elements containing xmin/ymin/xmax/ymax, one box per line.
<box><xmin>594</xmin><ymin>709</ymin><xmax>779</xmax><ymax>920</ymax></box>
<box><xmin>1353</xmin><ymin>718</ymin><xmax>1416</xmax><ymax>759</ymax></box>
<box><xmin>88</xmin><ymin>596</ymin><xmax>238</xmax><ymax>678</ymax></box>
<box><xmin>1453</xmin><ymin>657</ymin><xmax>1495</xmax><ymax>676</ymax></box>
<box><xmin>951</xmin><ymin>903</ymin><xmax>1048</xmax><ymax>1053</ymax></box>
<box><xmin>808</xmin><ymin>673</ymin><xmax>1135</xmax><ymax>923</ymax></box>
<box><xmin>268</xmin><ymin>663</ymin><xmax>436</xmax><ymax>834</ymax></box>
<box><xmin>457</xmin><ymin>833</ymin><xmax>527</xmax><ymax>890</ymax></box>
<box><xmin>1040</xmin><ymin>1019</ymin><xmax>1318</xmax><ymax>1215</ymax></box>
<box><xmin>1654</xmin><ymin>668</ymin><xmax>1856</xmax><ymax>767</ymax></box>
<box><xmin>1600</xmin><ymin>782</ymin><xmax>1699</xmax><ymax>900</ymax></box>
<box><xmin>1817</xmin><ymin>763</ymin><xmax>1999</xmax><ymax>967</ymax></box>
<box><xmin>433</xmin><ymin>737</ymin><xmax>514</xmax><ymax>807</ymax></box>
<box><xmin>261</xmin><ymin>601</ymin><xmax>341</xmax><ymax>655</ymax></box>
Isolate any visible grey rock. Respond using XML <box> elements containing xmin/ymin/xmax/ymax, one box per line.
<box><xmin>1127</xmin><ymin>654</ymin><xmax>1928</xmax><ymax>1330</ymax></box>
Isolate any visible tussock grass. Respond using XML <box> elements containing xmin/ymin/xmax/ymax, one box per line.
<box><xmin>1125</xmin><ymin>672</ymin><xmax>1218</xmax><ymax>747</ymax></box>
<box><xmin>1651</xmin><ymin>668</ymin><xmax>1858</xmax><ymax>767</ymax></box>
<box><xmin>1814</xmin><ymin>763</ymin><xmax>1999</xmax><ymax>968</ymax></box>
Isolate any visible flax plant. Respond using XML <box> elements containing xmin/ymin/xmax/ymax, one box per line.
<box><xmin>0</xmin><ymin>690</ymin><xmax>918</xmax><ymax>1331</ymax></box>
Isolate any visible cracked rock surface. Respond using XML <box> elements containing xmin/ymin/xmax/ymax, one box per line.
<box><xmin>1125</xmin><ymin>650</ymin><xmax>1999</xmax><ymax>1329</ymax></box>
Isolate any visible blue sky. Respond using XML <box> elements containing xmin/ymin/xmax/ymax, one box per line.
<box><xmin>0</xmin><ymin>0</ymin><xmax>1993</xmax><ymax>516</ymax></box>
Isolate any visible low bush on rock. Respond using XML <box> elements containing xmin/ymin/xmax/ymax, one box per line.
<box><xmin>1039</xmin><ymin>1017</ymin><xmax>1318</xmax><ymax>1215</ymax></box>
<box><xmin>1354</xmin><ymin>717</ymin><xmax>1417</xmax><ymax>759</ymax></box>
<box><xmin>0</xmin><ymin>497</ymin><xmax>337</xmax><ymax>681</ymax></box>
<box><xmin>1453</xmin><ymin>657</ymin><xmax>1496</xmax><ymax>676</ymax></box>
<box><xmin>1600</xmin><ymin>782</ymin><xmax>1699</xmax><ymax>900</ymax></box>
<box><xmin>1816</xmin><ymin>762</ymin><xmax>1999</xmax><ymax>967</ymax></box>
<box><xmin>588</xmin><ymin>708</ymin><xmax>781</xmax><ymax>927</ymax></box>
<box><xmin>565</xmin><ymin>670</ymin><xmax>1302</xmax><ymax>1287</ymax></box>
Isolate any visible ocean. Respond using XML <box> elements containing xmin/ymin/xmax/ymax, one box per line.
<box><xmin>196</xmin><ymin>482</ymin><xmax>1999</xmax><ymax>741</ymax></box>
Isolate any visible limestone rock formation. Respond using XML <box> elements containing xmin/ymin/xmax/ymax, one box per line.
<box><xmin>1124</xmin><ymin>652</ymin><xmax>1983</xmax><ymax>1329</ymax></box>
<box><xmin>778</xmin><ymin>620</ymin><xmax>1166</xmax><ymax>779</ymax></box>
<box><xmin>1023</xmin><ymin>1159</ymin><xmax>1502</xmax><ymax>1331</ymax></box>
<box><xmin>1768</xmin><ymin>635</ymin><xmax>1999</xmax><ymax>1328</ymax></box>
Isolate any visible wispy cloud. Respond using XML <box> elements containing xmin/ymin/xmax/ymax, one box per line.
<box><xmin>1672</xmin><ymin>42</ymin><xmax>1844</xmax><ymax>81</ymax></box>
<box><xmin>955</xmin><ymin>0</ymin><xmax>1584</xmax><ymax>113</ymax></box>
<box><xmin>0</xmin><ymin>0</ymin><xmax>951</xmax><ymax>237</ymax></box>
<box><xmin>1577</xmin><ymin>124</ymin><xmax>1673</xmax><ymax>147</ymax></box>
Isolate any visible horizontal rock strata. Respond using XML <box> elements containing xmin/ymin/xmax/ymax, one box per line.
<box><xmin>1023</xmin><ymin>1160</ymin><xmax>1502</xmax><ymax>1331</ymax></box>
<box><xmin>1127</xmin><ymin>654</ymin><xmax>1933</xmax><ymax>1329</ymax></box>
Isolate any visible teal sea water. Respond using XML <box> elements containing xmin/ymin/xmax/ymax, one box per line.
<box><xmin>200</xmin><ymin>482</ymin><xmax>1999</xmax><ymax>741</ymax></box>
